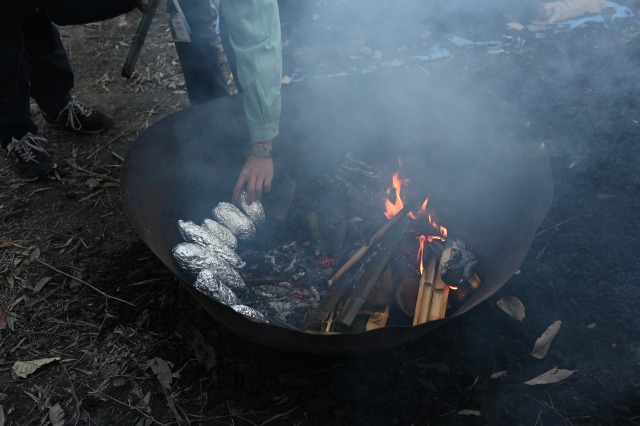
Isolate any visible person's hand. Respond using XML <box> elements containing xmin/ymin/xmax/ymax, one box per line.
<box><xmin>233</xmin><ymin>144</ymin><xmax>274</xmax><ymax>204</ymax></box>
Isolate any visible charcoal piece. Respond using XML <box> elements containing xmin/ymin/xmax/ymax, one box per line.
<box><xmin>202</xmin><ymin>218</ymin><xmax>237</xmax><ymax>249</ymax></box>
<box><xmin>172</xmin><ymin>243</ymin><xmax>246</xmax><ymax>290</ymax></box>
<box><xmin>194</xmin><ymin>268</ymin><xmax>240</xmax><ymax>306</ymax></box>
<box><xmin>177</xmin><ymin>220</ymin><xmax>245</xmax><ymax>269</ymax></box>
<box><xmin>231</xmin><ymin>304</ymin><xmax>268</xmax><ymax>322</ymax></box>
<box><xmin>239</xmin><ymin>192</ymin><xmax>266</xmax><ymax>224</ymax></box>
<box><xmin>212</xmin><ymin>202</ymin><xmax>256</xmax><ymax>240</ymax></box>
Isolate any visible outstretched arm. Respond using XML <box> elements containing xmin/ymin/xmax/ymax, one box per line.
<box><xmin>221</xmin><ymin>0</ymin><xmax>282</xmax><ymax>204</ymax></box>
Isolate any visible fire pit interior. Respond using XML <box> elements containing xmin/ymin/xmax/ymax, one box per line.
<box><xmin>120</xmin><ymin>72</ymin><xmax>552</xmax><ymax>353</ymax></box>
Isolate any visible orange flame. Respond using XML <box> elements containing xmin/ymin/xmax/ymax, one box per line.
<box><xmin>417</xmin><ymin>235</ymin><xmax>426</xmax><ymax>274</ymax></box>
<box><xmin>408</xmin><ymin>197</ymin><xmax>429</xmax><ymax>220</ymax></box>
<box><xmin>384</xmin><ymin>172</ymin><xmax>409</xmax><ymax>219</ymax></box>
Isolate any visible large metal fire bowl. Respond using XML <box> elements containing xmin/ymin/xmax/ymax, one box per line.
<box><xmin>120</xmin><ymin>72</ymin><xmax>553</xmax><ymax>354</ymax></box>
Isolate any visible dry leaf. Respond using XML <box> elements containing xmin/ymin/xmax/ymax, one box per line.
<box><xmin>458</xmin><ymin>409</ymin><xmax>481</xmax><ymax>416</ymax></box>
<box><xmin>524</xmin><ymin>367</ymin><xmax>575</xmax><ymax>385</ymax></box>
<box><xmin>49</xmin><ymin>403</ymin><xmax>65</xmax><ymax>426</ymax></box>
<box><xmin>0</xmin><ymin>310</ymin><xmax>6</xmax><ymax>330</ymax></box>
<box><xmin>29</xmin><ymin>247</ymin><xmax>41</xmax><ymax>262</ymax></box>
<box><xmin>496</xmin><ymin>296</ymin><xmax>525</xmax><ymax>321</ymax></box>
<box><xmin>33</xmin><ymin>277</ymin><xmax>52</xmax><ymax>293</ymax></box>
<box><xmin>531</xmin><ymin>320</ymin><xmax>562</xmax><ymax>359</ymax></box>
<box><xmin>12</xmin><ymin>357</ymin><xmax>61</xmax><ymax>379</ymax></box>
<box><xmin>490</xmin><ymin>370</ymin><xmax>508</xmax><ymax>379</ymax></box>
<box><xmin>150</xmin><ymin>358</ymin><xmax>173</xmax><ymax>391</ymax></box>
<box><xmin>0</xmin><ymin>405</ymin><xmax>5</xmax><ymax>426</ymax></box>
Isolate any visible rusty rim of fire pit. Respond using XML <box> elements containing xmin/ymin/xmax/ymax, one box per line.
<box><xmin>120</xmin><ymin>72</ymin><xmax>553</xmax><ymax>354</ymax></box>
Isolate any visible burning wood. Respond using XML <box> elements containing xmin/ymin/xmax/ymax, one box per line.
<box><xmin>365</xmin><ymin>305</ymin><xmax>390</xmax><ymax>331</ymax></box>
<box><xmin>413</xmin><ymin>257</ymin><xmax>437</xmax><ymax>325</ymax></box>
<box><xmin>326</xmin><ymin>202</ymin><xmax>413</xmax><ymax>288</ymax></box>
<box><xmin>413</xmin><ymin>240</ymin><xmax>481</xmax><ymax>324</ymax></box>
<box><xmin>333</xmin><ymin>217</ymin><xmax>410</xmax><ymax>331</ymax></box>
<box><xmin>171</xmin><ymin>158</ymin><xmax>483</xmax><ymax>332</ymax></box>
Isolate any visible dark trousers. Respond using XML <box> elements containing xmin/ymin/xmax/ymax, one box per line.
<box><xmin>0</xmin><ymin>14</ymin><xmax>74</xmax><ymax>146</ymax></box>
<box><xmin>172</xmin><ymin>0</ymin><xmax>241</xmax><ymax>105</ymax></box>
<box><xmin>173</xmin><ymin>0</ymin><xmax>229</xmax><ymax>104</ymax></box>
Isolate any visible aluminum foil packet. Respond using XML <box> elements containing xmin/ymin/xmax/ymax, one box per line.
<box><xmin>239</xmin><ymin>192</ymin><xmax>265</xmax><ymax>224</ymax></box>
<box><xmin>212</xmin><ymin>202</ymin><xmax>256</xmax><ymax>240</ymax></box>
<box><xmin>231</xmin><ymin>304</ymin><xmax>268</xmax><ymax>323</ymax></box>
<box><xmin>194</xmin><ymin>268</ymin><xmax>240</xmax><ymax>306</ymax></box>
<box><xmin>202</xmin><ymin>218</ymin><xmax>237</xmax><ymax>249</ymax></box>
<box><xmin>177</xmin><ymin>220</ymin><xmax>245</xmax><ymax>269</ymax></box>
<box><xmin>172</xmin><ymin>243</ymin><xmax>246</xmax><ymax>290</ymax></box>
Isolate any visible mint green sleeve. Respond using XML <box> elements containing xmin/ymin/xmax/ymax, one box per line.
<box><xmin>220</xmin><ymin>0</ymin><xmax>282</xmax><ymax>142</ymax></box>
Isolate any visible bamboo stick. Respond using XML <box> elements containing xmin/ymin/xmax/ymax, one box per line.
<box><xmin>427</xmin><ymin>268</ymin><xmax>450</xmax><ymax>321</ymax></box>
<box><xmin>414</xmin><ymin>257</ymin><xmax>437</xmax><ymax>325</ymax></box>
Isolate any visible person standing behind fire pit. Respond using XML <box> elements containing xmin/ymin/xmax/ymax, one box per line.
<box><xmin>0</xmin><ymin>3</ymin><xmax>113</xmax><ymax>180</ymax></box>
<box><xmin>170</xmin><ymin>0</ymin><xmax>282</xmax><ymax>205</ymax></box>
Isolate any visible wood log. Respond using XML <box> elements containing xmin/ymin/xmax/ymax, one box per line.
<box><xmin>326</xmin><ymin>203</ymin><xmax>413</xmax><ymax>287</ymax></box>
<box><xmin>427</xmin><ymin>268</ymin><xmax>450</xmax><ymax>321</ymax></box>
<box><xmin>413</xmin><ymin>257</ymin><xmax>437</xmax><ymax>325</ymax></box>
<box><xmin>367</xmin><ymin>266</ymin><xmax>394</xmax><ymax>306</ymax></box>
<box><xmin>395</xmin><ymin>277</ymin><xmax>420</xmax><ymax>316</ymax></box>
<box><xmin>333</xmin><ymin>217</ymin><xmax>410</xmax><ymax>330</ymax></box>
<box><xmin>365</xmin><ymin>305</ymin><xmax>391</xmax><ymax>331</ymax></box>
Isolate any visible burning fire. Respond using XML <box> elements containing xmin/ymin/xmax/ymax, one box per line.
<box><xmin>417</xmin><ymin>235</ymin><xmax>426</xmax><ymax>274</ymax></box>
<box><xmin>384</xmin><ymin>164</ymin><xmax>448</xmax><ymax>277</ymax></box>
<box><xmin>384</xmin><ymin>172</ymin><xmax>409</xmax><ymax>219</ymax></box>
<box><xmin>384</xmin><ymin>168</ymin><xmax>447</xmax><ymax>240</ymax></box>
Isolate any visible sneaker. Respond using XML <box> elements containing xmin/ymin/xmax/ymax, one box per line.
<box><xmin>43</xmin><ymin>98</ymin><xmax>113</xmax><ymax>133</ymax></box>
<box><xmin>6</xmin><ymin>133</ymin><xmax>57</xmax><ymax>180</ymax></box>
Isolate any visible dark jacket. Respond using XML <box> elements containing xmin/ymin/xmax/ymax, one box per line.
<box><xmin>44</xmin><ymin>0</ymin><xmax>137</xmax><ymax>25</ymax></box>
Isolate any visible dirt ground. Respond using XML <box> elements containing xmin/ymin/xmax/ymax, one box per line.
<box><xmin>2</xmin><ymin>2</ymin><xmax>640</xmax><ymax>425</ymax></box>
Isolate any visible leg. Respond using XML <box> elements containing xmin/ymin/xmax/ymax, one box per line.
<box><xmin>25</xmin><ymin>16</ymin><xmax>74</xmax><ymax>117</ymax></box>
<box><xmin>0</xmin><ymin>19</ymin><xmax>37</xmax><ymax>147</ymax></box>
<box><xmin>173</xmin><ymin>0</ymin><xmax>230</xmax><ymax>104</ymax></box>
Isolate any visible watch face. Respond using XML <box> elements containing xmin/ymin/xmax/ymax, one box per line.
<box><xmin>252</xmin><ymin>144</ymin><xmax>272</xmax><ymax>158</ymax></box>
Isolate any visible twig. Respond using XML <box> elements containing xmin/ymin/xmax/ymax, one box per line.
<box><xmin>260</xmin><ymin>406</ymin><xmax>299</xmax><ymax>426</ymax></box>
<box><xmin>111</xmin><ymin>151</ymin><xmax>125</xmax><ymax>162</ymax></box>
<box><xmin>36</xmin><ymin>259</ymin><xmax>135</xmax><ymax>306</ymax></box>
<box><xmin>66</xmin><ymin>160</ymin><xmax>119</xmax><ymax>184</ymax></box>
<box><xmin>86</xmin><ymin>131</ymin><xmax>131</xmax><ymax>160</ymax></box>
<box><xmin>535</xmin><ymin>218</ymin><xmax>571</xmax><ymax>238</ymax></box>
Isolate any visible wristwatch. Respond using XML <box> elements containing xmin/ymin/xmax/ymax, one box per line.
<box><xmin>251</xmin><ymin>143</ymin><xmax>272</xmax><ymax>158</ymax></box>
